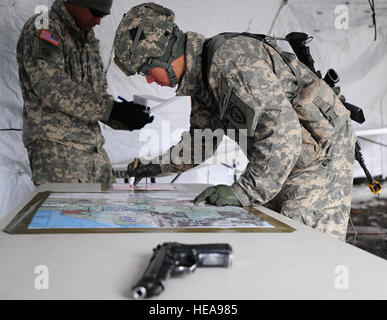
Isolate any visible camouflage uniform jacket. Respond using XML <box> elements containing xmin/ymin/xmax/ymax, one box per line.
<box><xmin>17</xmin><ymin>0</ymin><xmax>114</xmax><ymax>152</ymax></box>
<box><xmin>159</xmin><ymin>31</ymin><xmax>332</xmax><ymax>206</ymax></box>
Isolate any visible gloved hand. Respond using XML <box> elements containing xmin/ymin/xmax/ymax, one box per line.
<box><xmin>127</xmin><ymin>159</ymin><xmax>161</xmax><ymax>185</ymax></box>
<box><xmin>109</xmin><ymin>101</ymin><xmax>154</xmax><ymax>130</ymax></box>
<box><xmin>193</xmin><ymin>184</ymin><xmax>242</xmax><ymax>207</ymax></box>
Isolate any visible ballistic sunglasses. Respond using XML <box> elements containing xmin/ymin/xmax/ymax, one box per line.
<box><xmin>89</xmin><ymin>8</ymin><xmax>107</xmax><ymax>18</ymax></box>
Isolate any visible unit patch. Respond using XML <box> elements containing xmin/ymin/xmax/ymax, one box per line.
<box><xmin>39</xmin><ymin>29</ymin><xmax>61</xmax><ymax>47</ymax></box>
<box><xmin>40</xmin><ymin>46</ymin><xmax>51</xmax><ymax>57</ymax></box>
<box><xmin>230</xmin><ymin>106</ymin><xmax>246</xmax><ymax>124</ymax></box>
<box><xmin>225</xmin><ymin>91</ymin><xmax>261</xmax><ymax>137</ymax></box>
<box><xmin>34</xmin><ymin>36</ymin><xmax>61</xmax><ymax>63</ymax></box>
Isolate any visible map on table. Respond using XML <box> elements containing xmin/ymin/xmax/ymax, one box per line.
<box><xmin>112</xmin><ymin>183</ymin><xmax>176</xmax><ymax>191</ymax></box>
<box><xmin>4</xmin><ymin>190</ymin><xmax>295</xmax><ymax>234</ymax></box>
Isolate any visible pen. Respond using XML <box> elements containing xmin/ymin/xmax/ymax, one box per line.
<box><xmin>129</xmin><ymin>157</ymin><xmax>141</xmax><ymax>187</ymax></box>
<box><xmin>118</xmin><ymin>95</ymin><xmax>127</xmax><ymax>102</ymax></box>
<box><xmin>118</xmin><ymin>96</ymin><xmax>151</xmax><ymax>114</ymax></box>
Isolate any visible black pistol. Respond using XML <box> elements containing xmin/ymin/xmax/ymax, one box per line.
<box><xmin>132</xmin><ymin>242</ymin><xmax>233</xmax><ymax>299</ymax></box>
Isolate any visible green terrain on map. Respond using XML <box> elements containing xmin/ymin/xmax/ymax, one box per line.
<box><xmin>28</xmin><ymin>192</ymin><xmax>274</xmax><ymax>229</ymax></box>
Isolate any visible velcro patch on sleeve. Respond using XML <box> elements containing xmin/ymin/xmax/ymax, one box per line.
<box><xmin>39</xmin><ymin>29</ymin><xmax>61</xmax><ymax>47</ymax></box>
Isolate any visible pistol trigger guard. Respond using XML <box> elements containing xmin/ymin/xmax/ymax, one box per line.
<box><xmin>171</xmin><ymin>261</ymin><xmax>198</xmax><ymax>277</ymax></box>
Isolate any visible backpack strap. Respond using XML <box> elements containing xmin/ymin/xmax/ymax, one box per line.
<box><xmin>202</xmin><ymin>33</ymin><xmax>239</xmax><ymax>88</ymax></box>
<box><xmin>202</xmin><ymin>32</ymin><xmax>305</xmax><ymax>93</ymax></box>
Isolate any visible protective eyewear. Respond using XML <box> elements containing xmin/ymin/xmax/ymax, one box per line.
<box><xmin>89</xmin><ymin>8</ymin><xmax>107</xmax><ymax>18</ymax></box>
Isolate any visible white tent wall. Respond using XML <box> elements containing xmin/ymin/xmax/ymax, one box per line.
<box><xmin>0</xmin><ymin>0</ymin><xmax>53</xmax><ymax>220</ymax></box>
<box><xmin>0</xmin><ymin>0</ymin><xmax>386</xmax><ymax>219</ymax></box>
<box><xmin>272</xmin><ymin>0</ymin><xmax>387</xmax><ymax>178</ymax></box>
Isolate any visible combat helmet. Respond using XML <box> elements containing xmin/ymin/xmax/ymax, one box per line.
<box><xmin>66</xmin><ymin>0</ymin><xmax>113</xmax><ymax>15</ymax></box>
<box><xmin>114</xmin><ymin>2</ymin><xmax>186</xmax><ymax>87</ymax></box>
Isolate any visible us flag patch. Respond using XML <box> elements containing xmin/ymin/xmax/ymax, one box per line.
<box><xmin>39</xmin><ymin>29</ymin><xmax>60</xmax><ymax>47</ymax></box>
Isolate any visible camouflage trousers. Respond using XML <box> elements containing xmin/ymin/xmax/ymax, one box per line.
<box><xmin>265</xmin><ymin>119</ymin><xmax>356</xmax><ymax>241</ymax></box>
<box><xmin>26</xmin><ymin>140</ymin><xmax>115</xmax><ymax>185</ymax></box>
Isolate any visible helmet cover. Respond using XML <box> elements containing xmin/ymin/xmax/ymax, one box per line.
<box><xmin>114</xmin><ymin>2</ymin><xmax>175</xmax><ymax>77</ymax></box>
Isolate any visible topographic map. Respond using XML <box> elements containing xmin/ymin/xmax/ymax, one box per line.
<box><xmin>28</xmin><ymin>191</ymin><xmax>274</xmax><ymax>230</ymax></box>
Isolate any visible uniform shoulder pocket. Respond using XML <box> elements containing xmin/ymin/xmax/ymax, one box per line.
<box><xmin>33</xmin><ymin>31</ymin><xmax>62</xmax><ymax>63</ymax></box>
<box><xmin>222</xmin><ymin>87</ymin><xmax>261</xmax><ymax>137</ymax></box>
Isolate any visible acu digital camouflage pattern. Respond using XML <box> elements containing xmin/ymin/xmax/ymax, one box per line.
<box><xmin>114</xmin><ymin>2</ymin><xmax>175</xmax><ymax>76</ymax></box>
<box><xmin>27</xmin><ymin>140</ymin><xmax>114</xmax><ymax>185</ymax></box>
<box><xmin>156</xmin><ymin>32</ymin><xmax>355</xmax><ymax>240</ymax></box>
<box><xmin>17</xmin><ymin>0</ymin><xmax>118</xmax><ymax>184</ymax></box>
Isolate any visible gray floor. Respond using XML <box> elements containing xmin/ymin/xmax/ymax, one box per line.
<box><xmin>346</xmin><ymin>181</ymin><xmax>387</xmax><ymax>260</ymax></box>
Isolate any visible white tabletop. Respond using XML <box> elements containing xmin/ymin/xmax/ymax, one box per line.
<box><xmin>1</xmin><ymin>183</ymin><xmax>387</xmax><ymax>300</ymax></box>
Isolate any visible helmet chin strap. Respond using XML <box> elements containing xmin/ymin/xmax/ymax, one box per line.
<box><xmin>146</xmin><ymin>58</ymin><xmax>179</xmax><ymax>87</ymax></box>
<box><xmin>166</xmin><ymin>64</ymin><xmax>179</xmax><ymax>87</ymax></box>
<box><xmin>140</xmin><ymin>26</ymin><xmax>185</xmax><ymax>87</ymax></box>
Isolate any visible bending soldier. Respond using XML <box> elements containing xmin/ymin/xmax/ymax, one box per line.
<box><xmin>114</xmin><ymin>2</ymin><xmax>356</xmax><ymax>240</ymax></box>
<box><xmin>17</xmin><ymin>0</ymin><xmax>153</xmax><ymax>185</ymax></box>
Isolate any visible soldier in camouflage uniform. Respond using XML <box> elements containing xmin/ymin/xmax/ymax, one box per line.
<box><xmin>16</xmin><ymin>0</ymin><xmax>153</xmax><ymax>185</ymax></box>
<box><xmin>114</xmin><ymin>3</ymin><xmax>356</xmax><ymax>240</ymax></box>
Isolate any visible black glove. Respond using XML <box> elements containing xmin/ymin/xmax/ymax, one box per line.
<box><xmin>127</xmin><ymin>159</ymin><xmax>161</xmax><ymax>185</ymax></box>
<box><xmin>109</xmin><ymin>101</ymin><xmax>154</xmax><ymax>131</ymax></box>
<box><xmin>193</xmin><ymin>185</ymin><xmax>242</xmax><ymax>207</ymax></box>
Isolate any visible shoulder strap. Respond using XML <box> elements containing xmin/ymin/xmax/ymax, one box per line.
<box><xmin>261</xmin><ymin>36</ymin><xmax>306</xmax><ymax>91</ymax></box>
<box><xmin>202</xmin><ymin>32</ymin><xmax>305</xmax><ymax>91</ymax></box>
<box><xmin>202</xmin><ymin>33</ymin><xmax>238</xmax><ymax>88</ymax></box>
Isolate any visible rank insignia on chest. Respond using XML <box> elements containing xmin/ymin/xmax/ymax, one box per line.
<box><xmin>39</xmin><ymin>29</ymin><xmax>61</xmax><ymax>47</ymax></box>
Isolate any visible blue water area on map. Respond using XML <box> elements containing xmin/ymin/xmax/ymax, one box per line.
<box><xmin>28</xmin><ymin>210</ymin><xmax>154</xmax><ymax>229</ymax></box>
<box><xmin>262</xmin><ymin>221</ymin><xmax>273</xmax><ymax>228</ymax></box>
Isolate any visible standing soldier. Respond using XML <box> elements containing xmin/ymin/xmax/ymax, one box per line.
<box><xmin>17</xmin><ymin>0</ymin><xmax>153</xmax><ymax>185</ymax></box>
<box><xmin>114</xmin><ymin>2</ymin><xmax>356</xmax><ymax>240</ymax></box>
